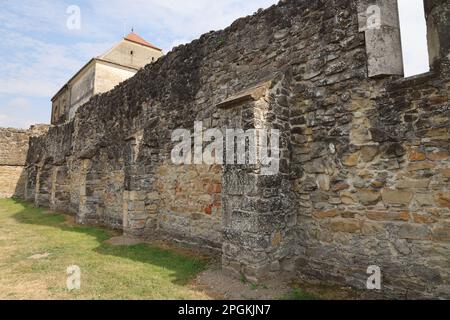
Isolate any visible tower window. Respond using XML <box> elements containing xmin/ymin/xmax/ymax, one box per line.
<box><xmin>130</xmin><ymin>50</ymin><xmax>134</xmax><ymax>55</ymax></box>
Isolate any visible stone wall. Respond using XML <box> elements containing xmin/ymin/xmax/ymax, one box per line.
<box><xmin>0</xmin><ymin>165</ymin><xmax>26</xmax><ymax>199</ymax></box>
<box><xmin>291</xmin><ymin>59</ymin><xmax>450</xmax><ymax>299</ymax></box>
<box><xmin>21</xmin><ymin>0</ymin><xmax>449</xmax><ymax>298</ymax></box>
<box><xmin>0</xmin><ymin>126</ymin><xmax>48</xmax><ymax>198</ymax></box>
<box><xmin>0</xmin><ymin>128</ymin><xmax>30</xmax><ymax>198</ymax></box>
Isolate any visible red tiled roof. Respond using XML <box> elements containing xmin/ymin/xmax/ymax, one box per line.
<box><xmin>124</xmin><ymin>32</ymin><xmax>162</xmax><ymax>51</ymax></box>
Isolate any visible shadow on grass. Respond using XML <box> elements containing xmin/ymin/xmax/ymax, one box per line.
<box><xmin>9</xmin><ymin>199</ymin><xmax>208</xmax><ymax>287</ymax></box>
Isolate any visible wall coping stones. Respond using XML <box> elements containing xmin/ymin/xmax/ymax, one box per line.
<box><xmin>216</xmin><ymin>79</ymin><xmax>274</xmax><ymax>109</ymax></box>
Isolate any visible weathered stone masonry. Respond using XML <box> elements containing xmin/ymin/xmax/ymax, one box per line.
<box><xmin>0</xmin><ymin>126</ymin><xmax>48</xmax><ymax>199</ymax></box>
<box><xmin>1</xmin><ymin>0</ymin><xmax>448</xmax><ymax>298</ymax></box>
<box><xmin>0</xmin><ymin>128</ymin><xmax>30</xmax><ymax>199</ymax></box>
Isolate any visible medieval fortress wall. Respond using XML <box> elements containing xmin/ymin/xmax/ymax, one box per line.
<box><xmin>0</xmin><ymin>128</ymin><xmax>30</xmax><ymax>198</ymax></box>
<box><xmin>0</xmin><ymin>0</ymin><xmax>449</xmax><ymax>298</ymax></box>
<box><xmin>0</xmin><ymin>126</ymin><xmax>49</xmax><ymax>198</ymax></box>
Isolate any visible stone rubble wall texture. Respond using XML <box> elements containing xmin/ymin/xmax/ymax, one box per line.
<box><xmin>0</xmin><ymin>126</ymin><xmax>48</xmax><ymax>198</ymax></box>
<box><xmin>12</xmin><ymin>0</ymin><xmax>450</xmax><ymax>298</ymax></box>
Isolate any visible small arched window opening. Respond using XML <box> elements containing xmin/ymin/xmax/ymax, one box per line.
<box><xmin>398</xmin><ymin>0</ymin><xmax>430</xmax><ymax>77</ymax></box>
<box><xmin>54</xmin><ymin>105</ymin><xmax>59</xmax><ymax>122</ymax></box>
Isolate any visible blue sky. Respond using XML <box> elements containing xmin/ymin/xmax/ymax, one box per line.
<box><xmin>0</xmin><ymin>0</ymin><xmax>429</xmax><ymax>128</ymax></box>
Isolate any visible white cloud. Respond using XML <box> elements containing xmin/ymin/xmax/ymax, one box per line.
<box><xmin>0</xmin><ymin>113</ymin><xmax>34</xmax><ymax>129</ymax></box>
<box><xmin>0</xmin><ymin>114</ymin><xmax>9</xmax><ymax>123</ymax></box>
<box><xmin>0</xmin><ymin>0</ymin><xmax>66</xmax><ymax>33</ymax></box>
<box><xmin>0</xmin><ymin>28</ymin><xmax>113</xmax><ymax>98</ymax></box>
<box><xmin>0</xmin><ymin>97</ymin><xmax>39</xmax><ymax>128</ymax></box>
<box><xmin>3</xmin><ymin>98</ymin><xmax>32</xmax><ymax>110</ymax></box>
<box><xmin>0</xmin><ymin>95</ymin><xmax>51</xmax><ymax>129</ymax></box>
<box><xmin>89</xmin><ymin>0</ymin><xmax>278</xmax><ymax>52</ymax></box>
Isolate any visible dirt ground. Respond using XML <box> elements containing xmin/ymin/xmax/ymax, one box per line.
<box><xmin>191</xmin><ymin>266</ymin><xmax>375</xmax><ymax>300</ymax></box>
<box><xmin>108</xmin><ymin>235</ymin><xmax>371</xmax><ymax>300</ymax></box>
<box><xmin>193</xmin><ymin>266</ymin><xmax>291</xmax><ymax>300</ymax></box>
